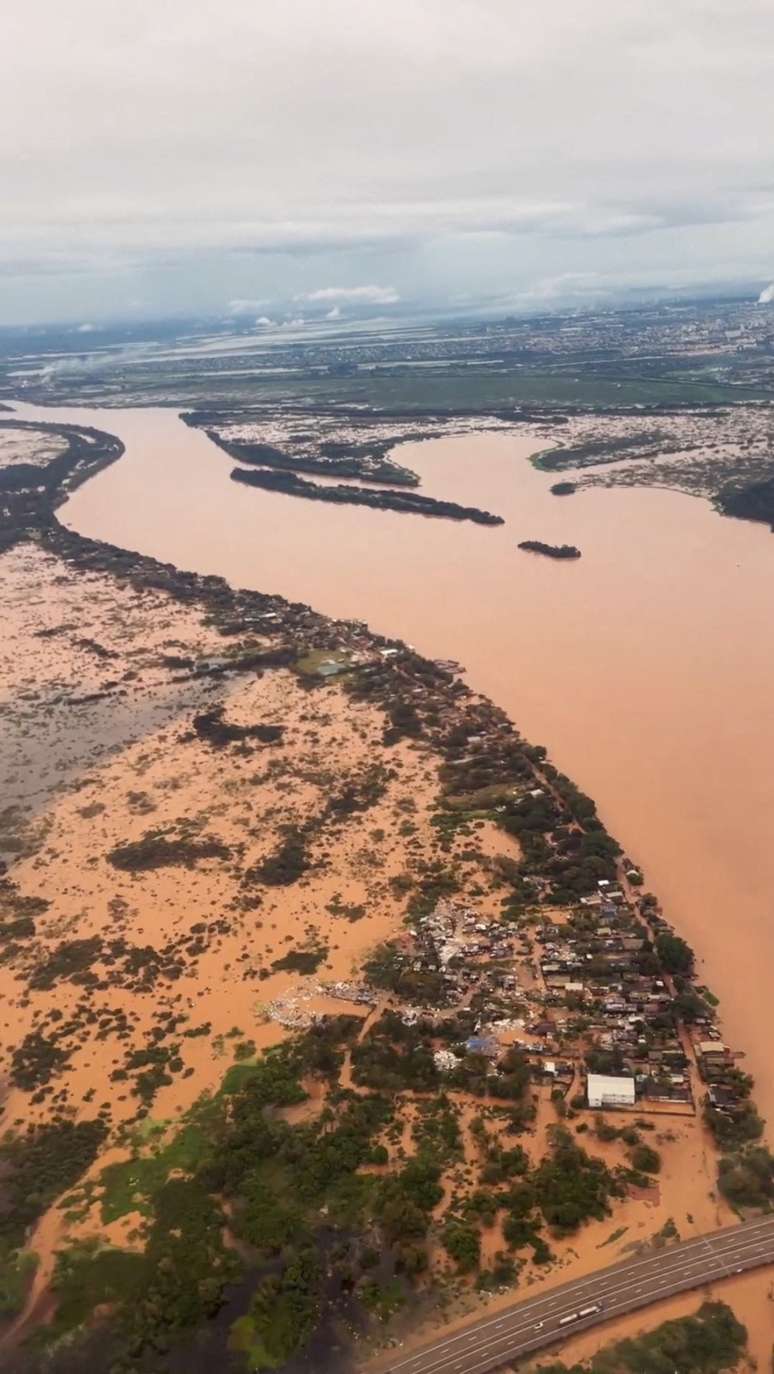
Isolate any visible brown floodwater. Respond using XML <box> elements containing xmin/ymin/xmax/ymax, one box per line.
<box><xmin>10</xmin><ymin>400</ymin><xmax>774</xmax><ymax>1126</ymax></box>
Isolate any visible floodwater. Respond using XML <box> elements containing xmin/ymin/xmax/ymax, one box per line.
<box><xmin>9</xmin><ymin>400</ymin><xmax>774</xmax><ymax>1126</ymax></box>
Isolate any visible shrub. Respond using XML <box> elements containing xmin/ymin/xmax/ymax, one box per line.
<box><xmin>630</xmin><ymin>1143</ymin><xmax>661</xmax><ymax>1174</ymax></box>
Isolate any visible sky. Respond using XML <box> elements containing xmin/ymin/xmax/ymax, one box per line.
<box><xmin>2</xmin><ymin>0</ymin><xmax>773</xmax><ymax>325</ymax></box>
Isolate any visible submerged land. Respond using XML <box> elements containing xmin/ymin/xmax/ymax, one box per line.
<box><xmin>0</xmin><ymin>295</ymin><xmax>773</xmax><ymax>1372</ymax></box>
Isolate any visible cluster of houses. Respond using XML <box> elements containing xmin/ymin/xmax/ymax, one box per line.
<box><xmin>694</xmin><ymin>1036</ymin><xmax>751</xmax><ymax>1127</ymax></box>
<box><xmin>535</xmin><ymin>887</ymin><xmax>695</xmax><ymax>1109</ymax></box>
<box><xmin>358</xmin><ymin>873</ymin><xmax>749</xmax><ymax>1123</ymax></box>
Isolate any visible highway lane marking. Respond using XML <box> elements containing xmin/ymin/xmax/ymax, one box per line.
<box><xmin>391</xmin><ymin>1248</ymin><xmax>774</xmax><ymax>1374</ymax></box>
<box><xmin>386</xmin><ymin>1222</ymin><xmax>774</xmax><ymax>1373</ymax></box>
<box><xmin>393</xmin><ymin>1239</ymin><xmax>774</xmax><ymax>1374</ymax></box>
<box><xmin>413</xmin><ymin>1252</ymin><xmax>774</xmax><ymax>1374</ymax></box>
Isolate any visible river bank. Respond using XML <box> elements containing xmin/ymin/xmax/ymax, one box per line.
<box><xmin>9</xmin><ymin>398</ymin><xmax>769</xmax><ymax>1128</ymax></box>
<box><xmin>1</xmin><ymin>401</ymin><xmax>772</xmax><ymax>1369</ymax></box>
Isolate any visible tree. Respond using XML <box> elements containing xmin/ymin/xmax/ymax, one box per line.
<box><xmin>630</xmin><ymin>1143</ymin><xmax>661</xmax><ymax>1175</ymax></box>
<box><xmin>655</xmin><ymin>932</ymin><xmax>694</xmax><ymax>976</ymax></box>
<box><xmin>442</xmin><ymin>1219</ymin><xmax>481</xmax><ymax>1273</ymax></box>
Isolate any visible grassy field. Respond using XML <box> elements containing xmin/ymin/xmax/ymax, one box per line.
<box><xmin>13</xmin><ymin>361</ymin><xmax>763</xmax><ymax>412</ymax></box>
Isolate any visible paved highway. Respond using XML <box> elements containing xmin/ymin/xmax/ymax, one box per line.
<box><xmin>383</xmin><ymin>1215</ymin><xmax>774</xmax><ymax>1374</ymax></box>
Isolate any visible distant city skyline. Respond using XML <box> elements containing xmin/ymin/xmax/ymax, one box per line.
<box><xmin>2</xmin><ymin>0</ymin><xmax>773</xmax><ymax>324</ymax></box>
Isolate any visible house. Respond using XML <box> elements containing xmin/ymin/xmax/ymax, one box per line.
<box><xmin>587</xmin><ymin>1073</ymin><xmax>636</xmax><ymax>1109</ymax></box>
<box><xmin>466</xmin><ymin>1036</ymin><xmax>499</xmax><ymax>1058</ymax></box>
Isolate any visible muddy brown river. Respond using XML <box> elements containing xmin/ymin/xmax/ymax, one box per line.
<box><xmin>11</xmin><ymin>401</ymin><xmax>774</xmax><ymax>1126</ymax></box>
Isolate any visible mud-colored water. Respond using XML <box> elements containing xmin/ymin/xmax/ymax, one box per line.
<box><xmin>10</xmin><ymin>400</ymin><xmax>774</xmax><ymax>1125</ymax></box>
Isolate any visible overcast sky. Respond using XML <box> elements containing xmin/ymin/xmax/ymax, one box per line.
<box><xmin>2</xmin><ymin>0</ymin><xmax>773</xmax><ymax>324</ymax></box>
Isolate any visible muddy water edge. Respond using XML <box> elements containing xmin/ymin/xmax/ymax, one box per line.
<box><xmin>10</xmin><ymin>398</ymin><xmax>774</xmax><ymax>1128</ymax></box>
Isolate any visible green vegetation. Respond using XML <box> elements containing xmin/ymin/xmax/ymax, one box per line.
<box><xmin>630</xmin><ymin>1143</ymin><xmax>662</xmax><ymax>1175</ymax></box>
<box><xmin>270</xmin><ymin>942</ymin><xmax>328</xmax><ymax>975</ymax></box>
<box><xmin>229</xmin><ymin>1248</ymin><xmax>321</xmax><ymax>1371</ymax></box>
<box><xmin>10</xmin><ymin>1028</ymin><xmax>73</xmax><ymax>1089</ymax></box>
<box><xmin>294</xmin><ymin>647</ymin><xmax>354</xmax><ymax>680</ymax></box>
<box><xmin>442</xmin><ymin>1217</ymin><xmax>481</xmax><ymax>1272</ymax></box>
<box><xmin>533</xmin><ymin>431</ymin><xmax>671</xmax><ymax>473</ymax></box>
<box><xmin>29</xmin><ymin>935</ymin><xmax>103</xmax><ymax>991</ymax></box>
<box><xmin>246</xmin><ymin>829</ymin><xmax>308</xmax><ymax>886</ymax></box>
<box><xmin>704</xmin><ymin>1097</ymin><xmax>764</xmax><ymax>1149</ymax></box>
<box><xmin>0</xmin><ymin>1248</ymin><xmax>38</xmax><ymax>1318</ymax></box>
<box><xmin>0</xmin><ymin>1119</ymin><xmax>107</xmax><ymax>1248</ymax></box>
<box><xmin>517</xmin><ymin>540</ymin><xmax>581</xmax><ymax>560</ymax></box>
<box><xmin>476</xmin><ymin>1253</ymin><xmax>519</xmax><ymax>1291</ymax></box>
<box><xmin>655</xmin><ymin>931</ymin><xmax>695</xmax><ymax>975</ymax></box>
<box><xmin>352</xmin><ymin>1011</ymin><xmax>440</xmax><ymax>1093</ymax></box>
<box><xmin>533</xmin><ymin>1127</ymin><xmax>622</xmax><ymax>1235</ymax></box>
<box><xmin>231</xmin><ymin>464</ymin><xmax>505</xmax><ymax>525</ymax></box>
<box><xmin>192</xmin><ymin>706</ymin><xmax>284</xmax><ymax>748</ymax></box>
<box><xmin>717</xmin><ymin>1145</ymin><xmax>774</xmax><ymax>1210</ymax></box>
<box><xmin>716</xmin><ymin>474</ymin><xmax>774</xmax><ymax>532</ymax></box>
<box><xmin>363</xmin><ymin>942</ymin><xmax>447</xmax><ymax>1007</ymax></box>
<box><xmin>107</xmin><ymin>828</ymin><xmax>230</xmax><ymax>871</ymax></box>
<box><xmin>536</xmin><ymin>1299</ymin><xmax>747</xmax><ymax>1373</ymax></box>
<box><xmin>39</xmin><ymin>1027</ymin><xmax>443</xmax><ymax>1368</ymax></box>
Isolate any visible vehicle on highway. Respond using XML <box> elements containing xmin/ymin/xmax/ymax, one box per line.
<box><xmin>579</xmin><ymin>1304</ymin><xmax>602</xmax><ymax>1317</ymax></box>
<box><xmin>559</xmin><ymin>1312</ymin><xmax>580</xmax><ymax>1327</ymax></box>
<box><xmin>534</xmin><ymin>1321</ymin><xmax>544</xmax><ymax>1331</ymax></box>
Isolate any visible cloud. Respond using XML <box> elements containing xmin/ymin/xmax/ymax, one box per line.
<box><xmin>301</xmin><ymin>285</ymin><xmax>400</xmax><ymax>306</ymax></box>
<box><xmin>325</xmin><ymin>306</ymin><xmax>341</xmax><ymax>319</ymax></box>
<box><xmin>227</xmin><ymin>297</ymin><xmax>269</xmax><ymax>316</ymax></box>
<box><xmin>1</xmin><ymin>0</ymin><xmax>774</xmax><ymax>321</ymax></box>
<box><xmin>758</xmin><ymin>282</ymin><xmax>774</xmax><ymax>303</ymax></box>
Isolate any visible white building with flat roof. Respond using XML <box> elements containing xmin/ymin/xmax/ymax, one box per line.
<box><xmin>587</xmin><ymin>1073</ymin><xmax>636</xmax><ymax>1109</ymax></box>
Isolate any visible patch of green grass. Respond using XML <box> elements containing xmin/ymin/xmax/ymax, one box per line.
<box><xmin>220</xmin><ymin>1061</ymin><xmax>263</xmax><ymax>1095</ymax></box>
<box><xmin>99</xmin><ymin>1155</ymin><xmax>169</xmax><ymax>1224</ymax></box>
<box><xmin>44</xmin><ymin>1240</ymin><xmax>146</xmax><ymax>1340</ymax></box>
<box><xmin>0</xmin><ymin>1246</ymin><xmax>38</xmax><ymax>1317</ymax></box>
<box><xmin>294</xmin><ymin>648</ymin><xmax>354</xmax><ymax>680</ymax></box>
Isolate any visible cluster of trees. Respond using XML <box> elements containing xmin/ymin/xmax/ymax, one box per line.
<box><xmin>532</xmin><ymin>1127</ymin><xmax>623</xmax><ymax>1235</ymax></box>
<box><xmin>229</xmin><ymin>1248</ymin><xmax>321</xmax><ymax>1371</ymax></box>
<box><xmin>716</xmin><ymin>474</ymin><xmax>774</xmax><ymax>532</ymax></box>
<box><xmin>442</xmin><ymin>1217</ymin><xmax>481</xmax><ymax>1272</ymax></box>
<box><xmin>10</xmin><ymin>1028</ymin><xmax>72</xmax><ymax>1091</ymax></box>
<box><xmin>231</xmin><ymin>464</ymin><xmax>505</xmax><ymax>525</ymax></box>
<box><xmin>374</xmin><ymin>1154</ymin><xmax>443</xmax><ymax>1250</ymax></box>
<box><xmin>0</xmin><ymin>1119</ymin><xmax>107</xmax><ymax>1322</ymax></box>
<box><xmin>540</xmin><ymin>1300</ymin><xmax>747</xmax><ymax>1374</ymax></box>
<box><xmin>270</xmin><ymin>942</ymin><xmax>328</xmax><ymax>975</ymax></box>
<box><xmin>245</xmin><ymin>827</ymin><xmax>309</xmax><ymax>886</ymax></box>
<box><xmin>705</xmin><ymin>1096</ymin><xmax>765</xmax><ymax>1150</ymax></box>
<box><xmin>0</xmin><ymin>1120</ymin><xmax>107</xmax><ymax>1252</ymax></box>
<box><xmin>517</xmin><ymin>540</ymin><xmax>581</xmax><ymax>559</ymax></box>
<box><xmin>191</xmin><ymin>706</ymin><xmax>284</xmax><ymax>749</ymax></box>
<box><xmin>351</xmin><ymin>1011</ymin><xmax>440</xmax><ymax>1093</ymax></box>
<box><xmin>717</xmin><ymin>1145</ymin><xmax>774</xmax><ymax>1210</ymax></box>
<box><xmin>40</xmin><ymin>1031</ymin><xmax>408</xmax><ymax>1368</ymax></box>
<box><xmin>655</xmin><ymin>931</ymin><xmax>695</xmax><ymax>976</ymax></box>
<box><xmin>363</xmin><ymin>941</ymin><xmax>447</xmax><ymax>1006</ymax></box>
<box><xmin>545</xmin><ymin>830</ymin><xmax>622</xmax><ymax>903</ymax></box>
<box><xmin>107</xmin><ymin>829</ymin><xmax>230</xmax><ymax>872</ymax></box>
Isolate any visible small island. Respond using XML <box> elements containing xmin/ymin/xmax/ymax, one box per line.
<box><xmin>518</xmin><ymin>540</ymin><xmax>582</xmax><ymax>559</ymax></box>
<box><xmin>231</xmin><ymin>465</ymin><xmax>505</xmax><ymax>525</ymax></box>
<box><xmin>550</xmin><ymin>481</ymin><xmax>577</xmax><ymax>496</ymax></box>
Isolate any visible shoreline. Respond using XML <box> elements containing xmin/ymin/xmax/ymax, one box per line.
<box><xmin>0</xmin><ymin>407</ymin><xmax>771</xmax><ymax>1369</ymax></box>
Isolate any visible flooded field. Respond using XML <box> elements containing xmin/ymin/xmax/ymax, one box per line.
<box><xmin>10</xmin><ymin>398</ymin><xmax>774</xmax><ymax>1127</ymax></box>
